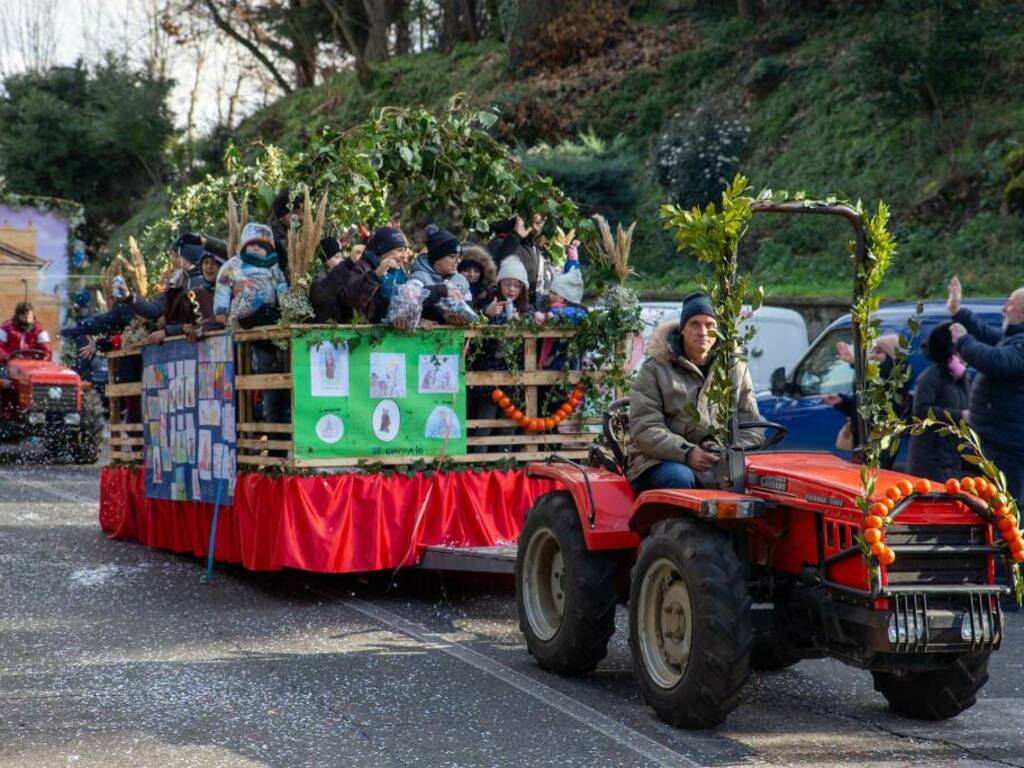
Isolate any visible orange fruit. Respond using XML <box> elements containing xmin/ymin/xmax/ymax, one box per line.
<box><xmin>502</xmin><ymin>405</ymin><xmax>516</xmax><ymax>418</ymax></box>
<box><xmin>510</xmin><ymin>408</ymin><xmax>523</xmax><ymax>422</ymax></box>
<box><xmin>879</xmin><ymin>548</ymin><xmax>897</xmax><ymax>565</ymax></box>
<box><xmin>491</xmin><ymin>389</ymin><xmax>504</xmax><ymax>402</ymax></box>
<box><xmin>1011</xmin><ymin>537</ymin><xmax>1024</xmax><ymax>553</ymax></box>
<box><xmin>945</xmin><ymin>478</ymin><xmax>961</xmax><ymax>495</ymax></box>
<box><xmin>885</xmin><ymin>486</ymin><xmax>902</xmax><ymax>502</ymax></box>
<box><xmin>883</xmin><ymin>497</ymin><xmax>896</xmax><ymax>512</ymax></box>
<box><xmin>865</xmin><ymin>515</ymin><xmax>884</xmax><ymax>529</ymax></box>
<box><xmin>498</xmin><ymin>396</ymin><xmax>511</xmax><ymax>409</ymax></box>
<box><xmin>1013</xmin><ymin>549</ymin><xmax>1024</xmax><ymax>562</ymax></box>
<box><xmin>544</xmin><ymin>418</ymin><xmax>556</xmax><ymax>430</ymax></box>
<box><xmin>869</xmin><ymin>502</ymin><xmax>888</xmax><ymax>517</ymax></box>
<box><xmin>997</xmin><ymin>516</ymin><xmax>1016</xmax><ymax>532</ymax></box>
<box><xmin>863</xmin><ymin>528</ymin><xmax>882</xmax><ymax>544</ymax></box>
<box><xmin>993</xmin><ymin>493</ymin><xmax>1008</xmax><ymax>508</ymax></box>
<box><xmin>897</xmin><ymin>480</ymin><xmax>914</xmax><ymax>497</ymax></box>
<box><xmin>870</xmin><ymin>541</ymin><xmax>887</xmax><ymax>557</ymax></box>
<box><xmin>961</xmin><ymin>477</ymin><xmax>975</xmax><ymax>492</ymax></box>
<box><xmin>993</xmin><ymin>504</ymin><xmax>1009</xmax><ymax>518</ymax></box>
<box><xmin>915</xmin><ymin>478</ymin><xmax>933</xmax><ymax>495</ymax></box>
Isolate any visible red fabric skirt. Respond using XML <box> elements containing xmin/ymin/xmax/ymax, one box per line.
<box><xmin>99</xmin><ymin>467</ymin><xmax>559</xmax><ymax>573</ymax></box>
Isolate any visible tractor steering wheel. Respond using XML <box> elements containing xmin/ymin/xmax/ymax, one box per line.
<box><xmin>737</xmin><ymin>421</ymin><xmax>788</xmax><ymax>450</ymax></box>
<box><xmin>11</xmin><ymin>349</ymin><xmax>48</xmax><ymax>361</ymax></box>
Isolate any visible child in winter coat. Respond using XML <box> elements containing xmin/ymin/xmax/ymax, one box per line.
<box><xmin>213</xmin><ymin>222</ymin><xmax>288</xmax><ymax>326</ymax></box>
<box><xmin>534</xmin><ymin>241</ymin><xmax>587</xmax><ymax>370</ymax></box>
<box><xmin>483</xmin><ymin>257</ymin><xmax>530</xmax><ymax>324</ymax></box>
<box><xmin>457</xmin><ymin>246</ymin><xmax>497</xmax><ymax>310</ymax></box>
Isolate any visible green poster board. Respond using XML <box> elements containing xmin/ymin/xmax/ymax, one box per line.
<box><xmin>291</xmin><ymin>328</ymin><xmax>467</xmax><ymax>460</ymax></box>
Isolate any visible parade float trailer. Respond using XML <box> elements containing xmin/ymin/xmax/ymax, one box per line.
<box><xmin>99</xmin><ymin>324</ymin><xmax>614</xmax><ymax>575</ymax></box>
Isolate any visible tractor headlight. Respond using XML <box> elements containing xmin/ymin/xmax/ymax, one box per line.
<box><xmin>960</xmin><ymin>611</ymin><xmax>993</xmax><ymax>643</ymax></box>
<box><xmin>27</xmin><ymin>412</ymin><xmax>46</xmax><ymax>426</ymax></box>
<box><xmin>887</xmin><ymin>611</ymin><xmax>926</xmax><ymax>645</ymax></box>
<box><xmin>64</xmin><ymin>413</ymin><xmax>81</xmax><ymax>426</ymax></box>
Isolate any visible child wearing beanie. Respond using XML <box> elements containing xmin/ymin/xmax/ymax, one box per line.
<box><xmin>213</xmin><ymin>222</ymin><xmax>288</xmax><ymax>324</ymax></box>
<box><xmin>483</xmin><ymin>256</ymin><xmax>530</xmax><ymax>323</ymax></box>
<box><xmin>535</xmin><ymin>240</ymin><xmax>587</xmax><ymax>369</ymax></box>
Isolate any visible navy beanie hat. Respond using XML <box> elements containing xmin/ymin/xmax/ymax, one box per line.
<box><xmin>178</xmin><ymin>243</ymin><xmax>205</xmax><ymax>266</ymax></box>
<box><xmin>367</xmin><ymin>227</ymin><xmax>408</xmax><ymax>258</ymax></box>
<box><xmin>679</xmin><ymin>291</ymin><xmax>717</xmax><ymax>327</ymax></box>
<box><xmin>319</xmin><ymin>236</ymin><xmax>343</xmax><ymax>264</ymax></box>
<box><xmin>425</xmin><ymin>224</ymin><xmax>462</xmax><ymax>264</ymax></box>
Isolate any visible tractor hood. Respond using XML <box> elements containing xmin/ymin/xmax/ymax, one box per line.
<box><xmin>746</xmin><ymin>453</ymin><xmax>914</xmax><ymax>510</ymax></box>
<box><xmin>6</xmin><ymin>358</ymin><xmax>81</xmax><ymax>386</ymax></box>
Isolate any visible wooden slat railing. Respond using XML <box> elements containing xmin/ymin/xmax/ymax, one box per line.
<box><xmin>106</xmin><ymin>325</ymin><xmax>618</xmax><ymax>469</ymax></box>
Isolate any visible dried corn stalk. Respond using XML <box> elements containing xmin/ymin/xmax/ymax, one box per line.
<box><xmin>226</xmin><ymin>193</ymin><xmax>248</xmax><ymax>257</ymax></box>
<box><xmin>591</xmin><ymin>214</ymin><xmax>635</xmax><ymax>285</ymax></box>
<box><xmin>286</xmin><ymin>188</ymin><xmax>328</xmax><ymax>290</ymax></box>
<box><xmin>127</xmin><ymin>236</ymin><xmax>149</xmax><ymax>297</ymax></box>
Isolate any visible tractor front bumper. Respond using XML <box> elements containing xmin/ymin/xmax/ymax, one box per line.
<box><xmin>820</xmin><ymin>586</ymin><xmax>1006</xmax><ymax>668</ymax></box>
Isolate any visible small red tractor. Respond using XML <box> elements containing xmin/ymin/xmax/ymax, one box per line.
<box><xmin>515</xmin><ymin>203</ymin><xmax>1010</xmax><ymax>728</ymax></box>
<box><xmin>0</xmin><ymin>349</ymin><xmax>105</xmax><ymax>463</ymax></box>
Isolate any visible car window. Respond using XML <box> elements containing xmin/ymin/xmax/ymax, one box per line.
<box><xmin>794</xmin><ymin>327</ymin><xmax>854</xmax><ymax>396</ymax></box>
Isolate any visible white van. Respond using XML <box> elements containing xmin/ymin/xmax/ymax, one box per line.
<box><xmin>637</xmin><ymin>302</ymin><xmax>808</xmax><ymax>391</ymax></box>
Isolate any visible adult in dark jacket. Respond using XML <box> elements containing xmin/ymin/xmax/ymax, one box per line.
<box><xmin>268</xmin><ymin>187</ymin><xmax>300</xmax><ymax>283</ymax></box>
<box><xmin>491</xmin><ymin>215</ymin><xmax>543</xmax><ymax>295</ymax></box>
<box><xmin>948</xmin><ymin>276</ymin><xmax>1024</xmax><ymax>501</ymax></box>
<box><xmin>338</xmin><ymin>227</ymin><xmax>419</xmax><ymax>324</ymax></box>
<box><xmin>309</xmin><ymin>236</ymin><xmax>356</xmax><ymax>322</ymax></box>
<box><xmin>906</xmin><ymin>322</ymin><xmax>970</xmax><ymax>482</ymax></box>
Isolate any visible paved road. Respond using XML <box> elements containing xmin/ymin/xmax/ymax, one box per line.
<box><xmin>1</xmin><ymin>463</ymin><xmax>1022</xmax><ymax>768</ymax></box>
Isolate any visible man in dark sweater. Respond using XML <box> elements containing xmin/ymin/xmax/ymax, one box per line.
<box><xmin>948</xmin><ymin>276</ymin><xmax>1024</xmax><ymax>501</ymax></box>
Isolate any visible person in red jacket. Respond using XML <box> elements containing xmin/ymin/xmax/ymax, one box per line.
<box><xmin>0</xmin><ymin>301</ymin><xmax>52</xmax><ymax>363</ymax></box>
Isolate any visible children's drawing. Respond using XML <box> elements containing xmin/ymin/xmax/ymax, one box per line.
<box><xmin>369</xmin><ymin>353</ymin><xmax>406</xmax><ymax>399</ymax></box>
<box><xmin>315</xmin><ymin>413</ymin><xmax>345</xmax><ymax>444</ymax></box>
<box><xmin>372</xmin><ymin>400</ymin><xmax>400</xmax><ymax>442</ymax></box>
<box><xmin>418</xmin><ymin>354</ymin><xmax>459</xmax><ymax>394</ymax></box>
<box><xmin>425</xmin><ymin>406</ymin><xmax>461</xmax><ymax>440</ymax></box>
<box><xmin>311</xmin><ymin>341</ymin><xmax>349</xmax><ymax>397</ymax></box>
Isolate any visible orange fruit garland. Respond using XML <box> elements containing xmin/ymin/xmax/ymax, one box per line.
<box><xmin>945</xmin><ymin>478</ymin><xmax>961</xmax><ymax>495</ymax></box>
<box><xmin>863</xmin><ymin>528</ymin><xmax>882</xmax><ymax>544</ymax></box>
<box><xmin>491</xmin><ymin>384</ymin><xmax>586</xmax><ymax>432</ymax></box>
<box><xmin>915</xmin><ymin>478</ymin><xmax>932</xmax><ymax>495</ymax></box>
<box><xmin>879</xmin><ymin>548</ymin><xmax>897</xmax><ymax>565</ymax></box>
<box><xmin>897</xmin><ymin>480</ymin><xmax>914</xmax><ymax>497</ymax></box>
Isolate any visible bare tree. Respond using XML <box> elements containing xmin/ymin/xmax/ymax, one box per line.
<box><xmin>0</xmin><ymin>0</ymin><xmax>62</xmax><ymax>76</ymax></box>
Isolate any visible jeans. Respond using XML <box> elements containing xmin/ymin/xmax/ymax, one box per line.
<box><xmin>251</xmin><ymin>341</ymin><xmax>290</xmax><ymax>424</ymax></box>
<box><xmin>981</xmin><ymin>438</ymin><xmax>1024</xmax><ymax>505</ymax></box>
<box><xmin>633</xmin><ymin>461</ymin><xmax>697</xmax><ymax>493</ymax></box>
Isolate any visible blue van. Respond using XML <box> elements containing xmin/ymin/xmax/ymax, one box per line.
<box><xmin>757</xmin><ymin>300</ymin><xmax>1004</xmax><ymax>458</ymax></box>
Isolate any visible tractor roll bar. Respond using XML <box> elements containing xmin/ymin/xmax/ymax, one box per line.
<box><xmin>749</xmin><ymin>201</ymin><xmax>868</xmax><ymax>454</ymax></box>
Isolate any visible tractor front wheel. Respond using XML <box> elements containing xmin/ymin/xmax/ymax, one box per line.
<box><xmin>629</xmin><ymin>518</ymin><xmax>752</xmax><ymax>729</ymax></box>
<box><xmin>872</xmin><ymin>652</ymin><xmax>990</xmax><ymax>719</ymax></box>
<box><xmin>516</xmin><ymin>491</ymin><xmax>618</xmax><ymax>675</ymax></box>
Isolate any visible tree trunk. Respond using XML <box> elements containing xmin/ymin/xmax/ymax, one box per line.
<box><xmin>324</xmin><ymin>0</ymin><xmax>371</xmax><ymax>83</ymax></box>
<box><xmin>362</xmin><ymin>0</ymin><xmax>391</xmax><ymax>63</ymax></box>
<box><xmin>441</xmin><ymin>0</ymin><xmax>462</xmax><ymax>50</ymax></box>
<box><xmin>391</xmin><ymin>0</ymin><xmax>411</xmax><ymax>54</ymax></box>
<box><xmin>458</xmin><ymin>0</ymin><xmax>480</xmax><ymax>42</ymax></box>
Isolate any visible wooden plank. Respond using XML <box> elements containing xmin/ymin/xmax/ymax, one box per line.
<box><xmin>110</xmin><ymin>452</ymin><xmax>142</xmax><ymax>462</ymax></box>
<box><xmin>466</xmin><ymin>434</ymin><xmax>597</xmax><ymax>446</ymax></box>
<box><xmin>465</xmin><ymin>371</ymin><xmax>582</xmax><ymax>386</ymax></box>
<box><xmin>236</xmin><ymin>422</ymin><xmax>293</xmax><ymax>434</ymax></box>
<box><xmin>106</xmin><ymin>382</ymin><xmax>142</xmax><ymax>397</ymax></box>
<box><xmin>111</xmin><ymin>422</ymin><xmax>143</xmax><ymax>432</ymax></box>
<box><xmin>467</xmin><ymin>418</ymin><xmax>601</xmax><ymax>428</ymax></box>
<box><xmin>290</xmin><ymin>449</ymin><xmax>590</xmax><ymax>468</ymax></box>
<box><xmin>110</xmin><ymin>436</ymin><xmax>145</xmax><ymax>446</ymax></box>
<box><xmin>237</xmin><ymin>438</ymin><xmax>293</xmax><ymax>451</ymax></box>
<box><xmin>235</xmin><ymin>373</ymin><xmax>292</xmax><ymax>390</ymax></box>
<box><xmin>237</xmin><ymin>454</ymin><xmax>291</xmax><ymax>466</ymax></box>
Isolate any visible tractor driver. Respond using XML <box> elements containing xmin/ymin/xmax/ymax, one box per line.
<box><xmin>626</xmin><ymin>292</ymin><xmax>764</xmax><ymax>492</ymax></box>
<box><xmin>0</xmin><ymin>301</ymin><xmax>52</xmax><ymax>368</ymax></box>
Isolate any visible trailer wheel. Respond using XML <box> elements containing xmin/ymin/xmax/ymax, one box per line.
<box><xmin>872</xmin><ymin>651</ymin><xmax>990</xmax><ymax>720</ymax></box>
<box><xmin>70</xmin><ymin>390</ymin><xmax>105</xmax><ymax>465</ymax></box>
<box><xmin>516</xmin><ymin>491</ymin><xmax>617</xmax><ymax>675</ymax></box>
<box><xmin>629</xmin><ymin>518</ymin><xmax>751</xmax><ymax>729</ymax></box>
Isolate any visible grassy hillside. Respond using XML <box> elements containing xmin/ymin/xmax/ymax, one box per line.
<box><xmin>149</xmin><ymin>3</ymin><xmax>1024</xmax><ymax>300</ymax></box>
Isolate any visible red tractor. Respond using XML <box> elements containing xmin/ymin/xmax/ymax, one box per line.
<box><xmin>0</xmin><ymin>349</ymin><xmax>105</xmax><ymax>463</ymax></box>
<box><xmin>515</xmin><ymin>203</ymin><xmax>1010</xmax><ymax>728</ymax></box>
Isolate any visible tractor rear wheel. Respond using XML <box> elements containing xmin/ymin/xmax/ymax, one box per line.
<box><xmin>872</xmin><ymin>651</ymin><xmax>990</xmax><ymax>719</ymax></box>
<box><xmin>516</xmin><ymin>491</ymin><xmax>617</xmax><ymax>675</ymax></box>
<box><xmin>629</xmin><ymin>518</ymin><xmax>752</xmax><ymax>729</ymax></box>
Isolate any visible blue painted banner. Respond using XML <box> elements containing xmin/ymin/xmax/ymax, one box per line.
<box><xmin>141</xmin><ymin>335</ymin><xmax>236</xmax><ymax>504</ymax></box>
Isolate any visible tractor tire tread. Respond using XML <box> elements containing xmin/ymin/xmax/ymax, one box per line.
<box><xmin>872</xmin><ymin>652</ymin><xmax>990</xmax><ymax>720</ymax></box>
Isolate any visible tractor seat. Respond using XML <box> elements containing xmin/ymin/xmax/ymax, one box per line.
<box><xmin>589</xmin><ymin>398</ymin><xmax>630</xmax><ymax>476</ymax></box>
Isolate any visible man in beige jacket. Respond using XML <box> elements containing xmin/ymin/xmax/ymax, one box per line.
<box><xmin>626</xmin><ymin>292</ymin><xmax>764</xmax><ymax>491</ymax></box>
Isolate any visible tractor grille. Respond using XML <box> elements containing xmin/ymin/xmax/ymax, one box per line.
<box><xmin>885</xmin><ymin>524</ymin><xmax>990</xmax><ymax>587</ymax></box>
<box><xmin>31</xmin><ymin>384</ymin><xmax>77</xmax><ymax>411</ymax></box>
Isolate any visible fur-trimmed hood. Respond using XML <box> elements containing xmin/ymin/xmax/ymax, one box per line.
<box><xmin>459</xmin><ymin>245</ymin><xmax>497</xmax><ymax>288</ymax></box>
<box><xmin>646</xmin><ymin>320</ymin><xmax>686</xmax><ymax>365</ymax></box>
